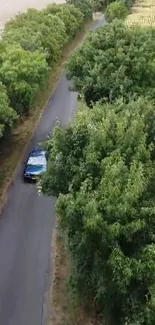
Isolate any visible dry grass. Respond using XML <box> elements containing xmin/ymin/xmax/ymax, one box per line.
<box><xmin>126</xmin><ymin>0</ymin><xmax>155</xmax><ymax>27</ymax></box>
<box><xmin>0</xmin><ymin>22</ymin><xmax>93</xmax><ymax>209</ymax></box>
<box><xmin>48</xmin><ymin>224</ymin><xmax>100</xmax><ymax>325</ymax></box>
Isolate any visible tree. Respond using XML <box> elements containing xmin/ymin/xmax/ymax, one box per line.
<box><xmin>0</xmin><ymin>82</ymin><xmax>18</xmax><ymax>140</ymax></box>
<box><xmin>67</xmin><ymin>20</ymin><xmax>155</xmax><ymax>106</ymax></box>
<box><xmin>105</xmin><ymin>1</ymin><xmax>129</xmax><ymax>22</ymax></box>
<box><xmin>41</xmin><ymin>98</ymin><xmax>155</xmax><ymax>324</ymax></box>
<box><xmin>66</xmin><ymin>0</ymin><xmax>94</xmax><ymax>19</ymax></box>
<box><xmin>122</xmin><ymin>0</ymin><xmax>135</xmax><ymax>10</ymax></box>
<box><xmin>93</xmin><ymin>0</ymin><xmax>109</xmax><ymax>11</ymax></box>
<box><xmin>0</xmin><ymin>45</ymin><xmax>49</xmax><ymax>115</ymax></box>
<box><xmin>0</xmin><ymin>2</ymin><xmax>86</xmax><ymax>124</ymax></box>
<box><xmin>93</xmin><ymin>0</ymin><xmax>134</xmax><ymax>10</ymax></box>
<box><xmin>44</xmin><ymin>4</ymin><xmax>84</xmax><ymax>39</ymax></box>
<box><xmin>3</xmin><ymin>9</ymin><xmax>68</xmax><ymax>64</ymax></box>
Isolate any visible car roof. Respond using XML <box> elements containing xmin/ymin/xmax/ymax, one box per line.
<box><xmin>27</xmin><ymin>149</ymin><xmax>46</xmax><ymax>166</ymax></box>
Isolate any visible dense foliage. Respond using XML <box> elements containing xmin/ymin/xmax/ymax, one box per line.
<box><xmin>66</xmin><ymin>0</ymin><xmax>94</xmax><ymax>19</ymax></box>
<box><xmin>44</xmin><ymin>4</ymin><xmax>84</xmax><ymax>39</ymax></box>
<box><xmin>92</xmin><ymin>0</ymin><xmax>134</xmax><ymax>11</ymax></box>
<box><xmin>0</xmin><ymin>82</ymin><xmax>18</xmax><ymax>140</ymax></box>
<box><xmin>41</xmin><ymin>98</ymin><xmax>155</xmax><ymax>325</ymax></box>
<box><xmin>40</xmin><ymin>2</ymin><xmax>155</xmax><ymax>325</ymax></box>
<box><xmin>0</xmin><ymin>45</ymin><xmax>49</xmax><ymax>115</ymax></box>
<box><xmin>105</xmin><ymin>1</ymin><xmax>129</xmax><ymax>22</ymax></box>
<box><xmin>3</xmin><ymin>9</ymin><xmax>68</xmax><ymax>64</ymax></box>
<box><xmin>0</xmin><ymin>3</ymin><xmax>85</xmax><ymax>140</ymax></box>
<box><xmin>66</xmin><ymin>0</ymin><xmax>109</xmax><ymax>18</ymax></box>
<box><xmin>67</xmin><ymin>20</ymin><xmax>155</xmax><ymax>106</ymax></box>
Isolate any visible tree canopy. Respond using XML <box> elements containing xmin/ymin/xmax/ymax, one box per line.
<box><xmin>44</xmin><ymin>4</ymin><xmax>84</xmax><ymax>39</ymax></box>
<box><xmin>105</xmin><ymin>1</ymin><xmax>129</xmax><ymax>22</ymax></box>
<box><xmin>66</xmin><ymin>0</ymin><xmax>94</xmax><ymax>19</ymax></box>
<box><xmin>3</xmin><ymin>10</ymin><xmax>68</xmax><ymax>64</ymax></box>
<box><xmin>0</xmin><ymin>82</ymin><xmax>18</xmax><ymax>140</ymax></box>
<box><xmin>67</xmin><ymin>20</ymin><xmax>155</xmax><ymax>106</ymax></box>
<box><xmin>41</xmin><ymin>97</ymin><xmax>155</xmax><ymax>324</ymax></box>
<box><xmin>0</xmin><ymin>2</ymin><xmax>85</xmax><ymax>138</ymax></box>
<box><xmin>0</xmin><ymin>45</ymin><xmax>49</xmax><ymax>114</ymax></box>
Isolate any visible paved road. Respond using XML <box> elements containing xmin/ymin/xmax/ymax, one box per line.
<box><xmin>0</xmin><ymin>73</ymin><xmax>78</xmax><ymax>325</ymax></box>
<box><xmin>0</xmin><ymin>18</ymin><xmax>104</xmax><ymax>325</ymax></box>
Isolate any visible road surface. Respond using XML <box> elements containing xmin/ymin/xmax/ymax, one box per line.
<box><xmin>0</xmin><ymin>71</ymin><xmax>78</xmax><ymax>325</ymax></box>
<box><xmin>0</xmin><ymin>18</ymin><xmax>104</xmax><ymax>325</ymax></box>
<box><xmin>0</xmin><ymin>0</ymin><xmax>65</xmax><ymax>29</ymax></box>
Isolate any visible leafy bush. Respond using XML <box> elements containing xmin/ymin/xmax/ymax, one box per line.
<box><xmin>0</xmin><ymin>82</ymin><xmax>18</xmax><ymax>140</ymax></box>
<box><xmin>105</xmin><ymin>1</ymin><xmax>129</xmax><ymax>22</ymax></box>
<box><xmin>44</xmin><ymin>4</ymin><xmax>84</xmax><ymax>39</ymax></box>
<box><xmin>122</xmin><ymin>0</ymin><xmax>135</xmax><ymax>10</ymax></box>
<box><xmin>0</xmin><ymin>45</ymin><xmax>49</xmax><ymax>114</ymax></box>
<box><xmin>93</xmin><ymin>0</ymin><xmax>108</xmax><ymax>11</ymax></box>
<box><xmin>93</xmin><ymin>0</ymin><xmax>134</xmax><ymax>10</ymax></box>
<box><xmin>0</xmin><ymin>3</ymin><xmax>85</xmax><ymax>118</ymax></box>
<box><xmin>3</xmin><ymin>9</ymin><xmax>68</xmax><ymax>64</ymax></box>
<box><xmin>41</xmin><ymin>97</ymin><xmax>155</xmax><ymax>325</ymax></box>
<box><xmin>66</xmin><ymin>0</ymin><xmax>94</xmax><ymax>19</ymax></box>
<box><xmin>67</xmin><ymin>20</ymin><xmax>155</xmax><ymax>106</ymax></box>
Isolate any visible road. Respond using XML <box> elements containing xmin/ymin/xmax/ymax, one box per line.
<box><xmin>0</xmin><ymin>18</ymin><xmax>104</xmax><ymax>325</ymax></box>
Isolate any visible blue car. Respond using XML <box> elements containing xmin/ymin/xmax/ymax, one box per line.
<box><xmin>24</xmin><ymin>149</ymin><xmax>47</xmax><ymax>181</ymax></box>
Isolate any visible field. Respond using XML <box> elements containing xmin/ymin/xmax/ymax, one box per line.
<box><xmin>126</xmin><ymin>0</ymin><xmax>155</xmax><ymax>26</ymax></box>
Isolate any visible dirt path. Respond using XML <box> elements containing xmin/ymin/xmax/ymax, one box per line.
<box><xmin>0</xmin><ymin>0</ymin><xmax>65</xmax><ymax>29</ymax></box>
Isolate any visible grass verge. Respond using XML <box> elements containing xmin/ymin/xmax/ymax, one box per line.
<box><xmin>126</xmin><ymin>0</ymin><xmax>155</xmax><ymax>26</ymax></box>
<box><xmin>49</xmin><ymin>221</ymin><xmax>99</xmax><ymax>325</ymax></box>
<box><xmin>0</xmin><ymin>21</ymin><xmax>93</xmax><ymax>210</ymax></box>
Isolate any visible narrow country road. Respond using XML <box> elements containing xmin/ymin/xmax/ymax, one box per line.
<box><xmin>0</xmin><ymin>72</ymin><xmax>78</xmax><ymax>325</ymax></box>
<box><xmin>0</xmin><ymin>19</ymin><xmax>104</xmax><ymax>325</ymax></box>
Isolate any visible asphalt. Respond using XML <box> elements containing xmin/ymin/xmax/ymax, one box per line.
<box><xmin>0</xmin><ymin>18</ymin><xmax>105</xmax><ymax>325</ymax></box>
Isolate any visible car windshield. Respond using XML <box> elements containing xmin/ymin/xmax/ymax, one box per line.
<box><xmin>27</xmin><ymin>156</ymin><xmax>46</xmax><ymax>167</ymax></box>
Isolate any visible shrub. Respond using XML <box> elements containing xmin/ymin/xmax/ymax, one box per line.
<box><xmin>0</xmin><ymin>45</ymin><xmax>49</xmax><ymax>115</ymax></box>
<box><xmin>66</xmin><ymin>0</ymin><xmax>94</xmax><ymax>19</ymax></box>
<box><xmin>93</xmin><ymin>0</ymin><xmax>108</xmax><ymax>11</ymax></box>
<box><xmin>67</xmin><ymin>20</ymin><xmax>155</xmax><ymax>106</ymax></box>
<box><xmin>0</xmin><ymin>82</ymin><xmax>18</xmax><ymax>140</ymax></box>
<box><xmin>41</xmin><ymin>97</ymin><xmax>155</xmax><ymax>325</ymax></box>
<box><xmin>3</xmin><ymin>9</ymin><xmax>68</xmax><ymax>64</ymax></box>
<box><xmin>44</xmin><ymin>4</ymin><xmax>84</xmax><ymax>39</ymax></box>
<box><xmin>105</xmin><ymin>1</ymin><xmax>129</xmax><ymax>22</ymax></box>
<box><xmin>1</xmin><ymin>4</ymin><xmax>85</xmax><ymax>116</ymax></box>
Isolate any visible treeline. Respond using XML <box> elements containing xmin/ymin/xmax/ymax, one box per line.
<box><xmin>41</xmin><ymin>2</ymin><xmax>155</xmax><ymax>325</ymax></box>
<box><xmin>0</xmin><ymin>2</ymin><xmax>94</xmax><ymax>142</ymax></box>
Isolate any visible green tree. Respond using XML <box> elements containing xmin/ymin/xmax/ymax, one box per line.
<box><xmin>93</xmin><ymin>0</ymin><xmax>108</xmax><ymax>11</ymax></box>
<box><xmin>0</xmin><ymin>2</ymin><xmax>86</xmax><ymax>125</ymax></box>
<box><xmin>105</xmin><ymin>1</ymin><xmax>129</xmax><ymax>22</ymax></box>
<box><xmin>3</xmin><ymin>9</ymin><xmax>68</xmax><ymax>64</ymax></box>
<box><xmin>0</xmin><ymin>45</ymin><xmax>49</xmax><ymax>115</ymax></box>
<box><xmin>0</xmin><ymin>82</ymin><xmax>18</xmax><ymax>140</ymax></box>
<box><xmin>122</xmin><ymin>0</ymin><xmax>135</xmax><ymax>10</ymax></box>
<box><xmin>93</xmin><ymin>0</ymin><xmax>134</xmax><ymax>10</ymax></box>
<box><xmin>67</xmin><ymin>20</ymin><xmax>155</xmax><ymax>106</ymax></box>
<box><xmin>44</xmin><ymin>4</ymin><xmax>84</xmax><ymax>39</ymax></box>
<box><xmin>66</xmin><ymin>0</ymin><xmax>94</xmax><ymax>19</ymax></box>
<box><xmin>41</xmin><ymin>98</ymin><xmax>155</xmax><ymax>324</ymax></box>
